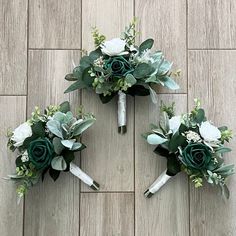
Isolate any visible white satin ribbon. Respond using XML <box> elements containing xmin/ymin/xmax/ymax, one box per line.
<box><xmin>70</xmin><ymin>162</ymin><xmax>94</xmax><ymax>186</ymax></box>
<box><xmin>145</xmin><ymin>170</ymin><xmax>171</xmax><ymax>197</ymax></box>
<box><xmin>118</xmin><ymin>91</ymin><xmax>126</xmax><ymax>128</ymax></box>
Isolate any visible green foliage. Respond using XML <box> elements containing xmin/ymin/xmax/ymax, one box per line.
<box><xmin>139</xmin><ymin>39</ymin><xmax>154</xmax><ymax>53</ymax></box>
<box><xmin>121</xmin><ymin>17</ymin><xmax>139</xmax><ymax>45</ymax></box>
<box><xmin>92</xmin><ymin>27</ymin><xmax>106</xmax><ymax>48</ymax></box>
<box><xmin>143</xmin><ymin>99</ymin><xmax>234</xmax><ymax>199</ymax></box>
<box><xmin>65</xmin><ymin>19</ymin><xmax>179</xmax><ymax>99</ymax></box>
<box><xmin>160</xmin><ymin>101</ymin><xmax>175</xmax><ymax>119</ymax></box>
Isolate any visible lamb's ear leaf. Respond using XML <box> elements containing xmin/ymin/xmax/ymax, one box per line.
<box><xmin>59</xmin><ymin>101</ymin><xmax>70</xmax><ymax>113</ymax></box>
<box><xmin>51</xmin><ymin>156</ymin><xmax>67</xmax><ymax>171</ymax></box>
<box><xmin>139</xmin><ymin>38</ymin><xmax>154</xmax><ymax>53</ymax></box>
<box><xmin>49</xmin><ymin>168</ymin><xmax>61</xmax><ymax>181</ymax></box>
<box><xmin>99</xmin><ymin>93</ymin><xmax>116</xmax><ymax>104</ymax></box>
<box><xmin>73</xmin><ymin>118</ymin><xmax>95</xmax><ymax>136</ymax></box>
<box><xmin>133</xmin><ymin>63</ymin><xmax>155</xmax><ymax>79</ymax></box>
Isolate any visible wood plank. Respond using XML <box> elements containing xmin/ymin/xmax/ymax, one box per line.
<box><xmin>135</xmin><ymin>94</ymin><xmax>189</xmax><ymax>236</ymax></box>
<box><xmin>0</xmin><ymin>96</ymin><xmax>26</xmax><ymax>236</ymax></box>
<box><xmin>188</xmin><ymin>0</ymin><xmax>236</xmax><ymax>49</ymax></box>
<box><xmin>81</xmin><ymin>0</ymin><xmax>134</xmax><ymax>191</ymax></box>
<box><xmin>24</xmin><ymin>50</ymin><xmax>81</xmax><ymax>236</ymax></box>
<box><xmin>80</xmin><ymin>193</ymin><xmax>134</xmax><ymax>236</ymax></box>
<box><xmin>135</xmin><ymin>0</ymin><xmax>187</xmax><ymax>93</ymax></box>
<box><xmin>188</xmin><ymin>50</ymin><xmax>236</xmax><ymax>236</ymax></box>
<box><xmin>29</xmin><ymin>0</ymin><xmax>81</xmax><ymax>48</ymax></box>
<box><xmin>0</xmin><ymin>0</ymin><xmax>27</xmax><ymax>94</ymax></box>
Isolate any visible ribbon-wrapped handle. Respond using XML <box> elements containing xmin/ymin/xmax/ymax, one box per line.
<box><xmin>144</xmin><ymin>170</ymin><xmax>171</xmax><ymax>198</ymax></box>
<box><xmin>118</xmin><ymin>91</ymin><xmax>127</xmax><ymax>134</ymax></box>
<box><xmin>70</xmin><ymin>162</ymin><xmax>99</xmax><ymax>190</ymax></box>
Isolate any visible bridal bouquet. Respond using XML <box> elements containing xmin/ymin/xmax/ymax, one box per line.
<box><xmin>6</xmin><ymin>101</ymin><xmax>99</xmax><ymax>202</ymax></box>
<box><xmin>143</xmin><ymin>99</ymin><xmax>234</xmax><ymax>199</ymax></box>
<box><xmin>65</xmin><ymin>19</ymin><xmax>180</xmax><ymax>134</ymax></box>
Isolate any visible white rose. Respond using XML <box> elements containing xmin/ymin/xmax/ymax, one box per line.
<box><xmin>199</xmin><ymin>121</ymin><xmax>221</xmax><ymax>142</ymax></box>
<box><xmin>100</xmin><ymin>38</ymin><xmax>128</xmax><ymax>56</ymax></box>
<box><xmin>11</xmin><ymin>122</ymin><xmax>32</xmax><ymax>147</ymax></box>
<box><xmin>169</xmin><ymin>116</ymin><xmax>181</xmax><ymax>134</ymax></box>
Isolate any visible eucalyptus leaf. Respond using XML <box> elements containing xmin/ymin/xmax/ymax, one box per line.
<box><xmin>139</xmin><ymin>38</ymin><xmax>154</xmax><ymax>53</ymax></box>
<box><xmin>59</xmin><ymin>101</ymin><xmax>70</xmax><ymax>113</ymax></box>
<box><xmin>51</xmin><ymin>156</ymin><xmax>67</xmax><ymax>171</ymax></box>
<box><xmin>53</xmin><ymin>137</ymin><xmax>64</xmax><ymax>155</ymax></box>
<box><xmin>195</xmin><ymin>108</ymin><xmax>205</xmax><ymax>123</ymax></box>
<box><xmin>125</xmin><ymin>74</ymin><xmax>137</xmax><ymax>86</ymax></box>
<box><xmin>147</xmin><ymin>134</ymin><xmax>168</xmax><ymax>145</ymax></box>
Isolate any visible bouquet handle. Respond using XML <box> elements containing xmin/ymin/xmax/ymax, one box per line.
<box><xmin>144</xmin><ymin>170</ymin><xmax>171</xmax><ymax>198</ymax></box>
<box><xmin>118</xmin><ymin>91</ymin><xmax>127</xmax><ymax>134</ymax></box>
<box><xmin>70</xmin><ymin>162</ymin><xmax>99</xmax><ymax>190</ymax></box>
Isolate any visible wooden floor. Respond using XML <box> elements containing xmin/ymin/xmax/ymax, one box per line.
<box><xmin>1</xmin><ymin>0</ymin><xmax>236</xmax><ymax>235</ymax></box>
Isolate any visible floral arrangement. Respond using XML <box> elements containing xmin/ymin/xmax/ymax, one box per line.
<box><xmin>6</xmin><ymin>101</ymin><xmax>99</xmax><ymax>202</ymax></box>
<box><xmin>65</xmin><ymin>19</ymin><xmax>180</xmax><ymax>134</ymax></box>
<box><xmin>143</xmin><ymin>99</ymin><xmax>234</xmax><ymax>199</ymax></box>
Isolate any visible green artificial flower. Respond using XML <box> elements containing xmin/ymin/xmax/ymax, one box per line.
<box><xmin>28</xmin><ymin>138</ymin><xmax>54</xmax><ymax>170</ymax></box>
<box><xmin>181</xmin><ymin>143</ymin><xmax>212</xmax><ymax>170</ymax></box>
<box><xmin>104</xmin><ymin>56</ymin><xmax>134</xmax><ymax>77</ymax></box>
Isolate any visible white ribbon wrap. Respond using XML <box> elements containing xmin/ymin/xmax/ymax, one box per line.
<box><xmin>117</xmin><ymin>91</ymin><xmax>127</xmax><ymax>128</ymax></box>
<box><xmin>146</xmin><ymin>170</ymin><xmax>171</xmax><ymax>196</ymax></box>
<box><xmin>70</xmin><ymin>162</ymin><xmax>94</xmax><ymax>186</ymax></box>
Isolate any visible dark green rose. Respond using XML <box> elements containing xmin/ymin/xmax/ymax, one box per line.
<box><xmin>181</xmin><ymin>143</ymin><xmax>212</xmax><ymax>170</ymax></box>
<box><xmin>104</xmin><ymin>56</ymin><xmax>134</xmax><ymax>77</ymax></box>
<box><xmin>28</xmin><ymin>138</ymin><xmax>54</xmax><ymax>170</ymax></box>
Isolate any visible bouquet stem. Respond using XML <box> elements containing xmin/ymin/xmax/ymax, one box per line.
<box><xmin>118</xmin><ymin>91</ymin><xmax>127</xmax><ymax>134</ymax></box>
<box><xmin>144</xmin><ymin>170</ymin><xmax>171</xmax><ymax>198</ymax></box>
<box><xmin>70</xmin><ymin>162</ymin><xmax>99</xmax><ymax>190</ymax></box>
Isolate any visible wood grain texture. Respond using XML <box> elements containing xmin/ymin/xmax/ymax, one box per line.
<box><xmin>81</xmin><ymin>0</ymin><xmax>134</xmax><ymax>191</ymax></box>
<box><xmin>135</xmin><ymin>94</ymin><xmax>189</xmax><ymax>236</ymax></box>
<box><xmin>188</xmin><ymin>0</ymin><xmax>236</xmax><ymax>49</ymax></box>
<box><xmin>24</xmin><ymin>50</ymin><xmax>81</xmax><ymax>236</ymax></box>
<box><xmin>0</xmin><ymin>0</ymin><xmax>27</xmax><ymax>94</ymax></box>
<box><xmin>80</xmin><ymin>193</ymin><xmax>134</xmax><ymax>236</ymax></box>
<box><xmin>29</xmin><ymin>0</ymin><xmax>81</xmax><ymax>48</ymax></box>
<box><xmin>135</xmin><ymin>0</ymin><xmax>187</xmax><ymax>93</ymax></box>
<box><xmin>188</xmin><ymin>50</ymin><xmax>236</xmax><ymax>236</ymax></box>
<box><xmin>0</xmin><ymin>96</ymin><xmax>26</xmax><ymax>236</ymax></box>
